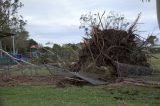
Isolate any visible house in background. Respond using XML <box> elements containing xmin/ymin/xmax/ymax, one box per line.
<box><xmin>30</xmin><ymin>45</ymin><xmax>39</xmax><ymax>58</ymax></box>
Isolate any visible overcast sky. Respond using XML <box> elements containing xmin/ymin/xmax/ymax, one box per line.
<box><xmin>19</xmin><ymin>0</ymin><xmax>159</xmax><ymax>46</ymax></box>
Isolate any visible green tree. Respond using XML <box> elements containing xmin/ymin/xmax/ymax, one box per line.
<box><xmin>0</xmin><ymin>0</ymin><xmax>29</xmax><ymax>53</ymax></box>
<box><xmin>27</xmin><ymin>39</ymin><xmax>38</xmax><ymax>47</ymax></box>
<box><xmin>52</xmin><ymin>44</ymin><xmax>61</xmax><ymax>52</ymax></box>
<box><xmin>63</xmin><ymin>43</ymin><xmax>79</xmax><ymax>51</ymax></box>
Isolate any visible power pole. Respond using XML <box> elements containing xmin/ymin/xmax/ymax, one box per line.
<box><xmin>12</xmin><ymin>36</ymin><xmax>15</xmax><ymax>55</ymax></box>
<box><xmin>156</xmin><ymin>0</ymin><xmax>160</xmax><ymax>28</ymax></box>
<box><xmin>0</xmin><ymin>40</ymin><xmax>2</xmax><ymax>57</ymax></box>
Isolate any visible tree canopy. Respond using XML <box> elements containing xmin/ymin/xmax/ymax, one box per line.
<box><xmin>0</xmin><ymin>0</ymin><xmax>30</xmax><ymax>53</ymax></box>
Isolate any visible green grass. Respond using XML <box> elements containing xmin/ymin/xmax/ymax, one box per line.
<box><xmin>11</xmin><ymin>68</ymin><xmax>51</xmax><ymax>76</ymax></box>
<box><xmin>0</xmin><ymin>54</ymin><xmax>160</xmax><ymax>106</ymax></box>
<box><xmin>150</xmin><ymin>54</ymin><xmax>160</xmax><ymax>71</ymax></box>
<box><xmin>0</xmin><ymin>85</ymin><xmax>160</xmax><ymax>106</ymax></box>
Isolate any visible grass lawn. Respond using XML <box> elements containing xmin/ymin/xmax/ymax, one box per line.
<box><xmin>0</xmin><ymin>85</ymin><xmax>159</xmax><ymax>106</ymax></box>
<box><xmin>0</xmin><ymin>54</ymin><xmax>159</xmax><ymax>106</ymax></box>
<box><xmin>150</xmin><ymin>54</ymin><xmax>160</xmax><ymax>71</ymax></box>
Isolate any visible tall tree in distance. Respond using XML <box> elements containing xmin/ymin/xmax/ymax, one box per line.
<box><xmin>0</xmin><ymin>0</ymin><xmax>29</xmax><ymax>53</ymax></box>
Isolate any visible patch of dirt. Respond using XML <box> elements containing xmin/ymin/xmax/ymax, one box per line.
<box><xmin>0</xmin><ymin>75</ymin><xmax>65</xmax><ymax>86</ymax></box>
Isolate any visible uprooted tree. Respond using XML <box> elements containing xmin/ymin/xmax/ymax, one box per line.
<box><xmin>70</xmin><ymin>12</ymin><xmax>156</xmax><ymax>77</ymax></box>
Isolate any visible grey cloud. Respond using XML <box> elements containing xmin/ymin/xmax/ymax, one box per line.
<box><xmin>20</xmin><ymin>0</ymin><xmax>158</xmax><ymax>44</ymax></box>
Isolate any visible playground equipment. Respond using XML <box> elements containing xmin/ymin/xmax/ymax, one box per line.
<box><xmin>30</xmin><ymin>45</ymin><xmax>39</xmax><ymax>58</ymax></box>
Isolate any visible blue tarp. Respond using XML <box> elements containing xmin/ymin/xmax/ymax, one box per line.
<box><xmin>0</xmin><ymin>57</ymin><xmax>15</xmax><ymax>65</ymax></box>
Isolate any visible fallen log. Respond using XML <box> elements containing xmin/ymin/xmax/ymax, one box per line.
<box><xmin>70</xmin><ymin>72</ymin><xmax>107</xmax><ymax>85</ymax></box>
<box><xmin>115</xmin><ymin>62</ymin><xmax>153</xmax><ymax>77</ymax></box>
<box><xmin>46</xmin><ymin>65</ymin><xmax>107</xmax><ymax>85</ymax></box>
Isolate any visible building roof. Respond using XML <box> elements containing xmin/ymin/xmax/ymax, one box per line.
<box><xmin>30</xmin><ymin>45</ymin><xmax>38</xmax><ymax>48</ymax></box>
<box><xmin>0</xmin><ymin>31</ymin><xmax>16</xmax><ymax>38</ymax></box>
